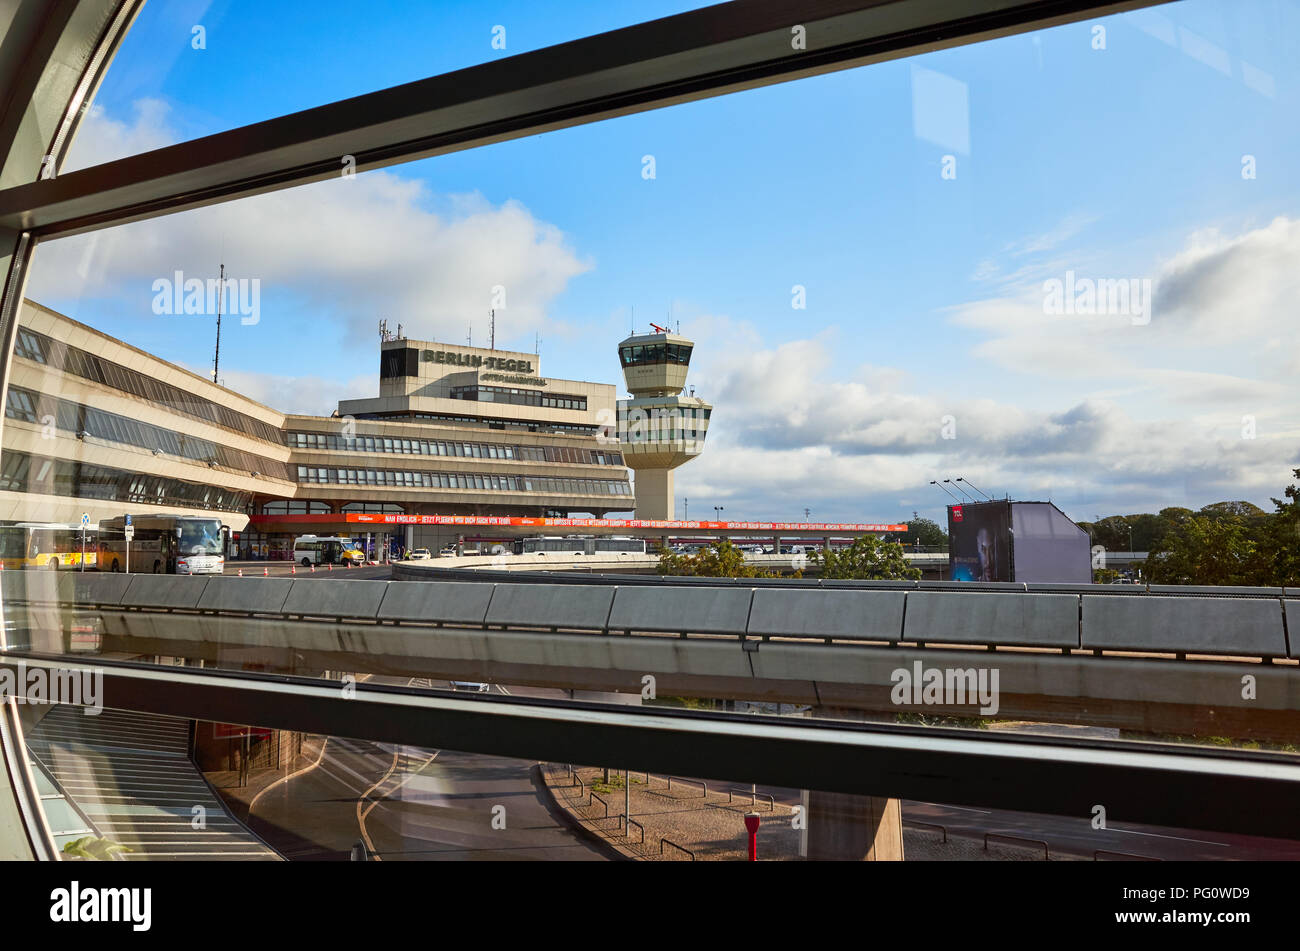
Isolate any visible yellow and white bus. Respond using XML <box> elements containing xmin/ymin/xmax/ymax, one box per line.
<box><xmin>293</xmin><ymin>535</ymin><xmax>366</xmax><ymax>567</ymax></box>
<box><xmin>0</xmin><ymin>522</ymin><xmax>97</xmax><ymax>570</ymax></box>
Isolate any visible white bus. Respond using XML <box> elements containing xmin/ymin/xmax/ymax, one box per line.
<box><xmin>98</xmin><ymin>514</ymin><xmax>226</xmax><ymax>574</ymax></box>
<box><xmin>293</xmin><ymin>535</ymin><xmax>366</xmax><ymax>567</ymax></box>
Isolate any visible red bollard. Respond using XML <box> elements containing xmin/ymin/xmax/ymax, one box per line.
<box><xmin>744</xmin><ymin>812</ymin><xmax>761</xmax><ymax>862</ymax></box>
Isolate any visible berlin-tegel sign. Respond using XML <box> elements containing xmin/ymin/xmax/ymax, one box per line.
<box><xmin>341</xmin><ymin>514</ymin><xmax>908</xmax><ymax>532</ymax></box>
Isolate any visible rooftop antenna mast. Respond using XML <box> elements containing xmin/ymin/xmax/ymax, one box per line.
<box><xmin>211</xmin><ymin>262</ymin><xmax>225</xmax><ymax>384</ymax></box>
<box><xmin>489</xmin><ymin>309</ymin><xmax>495</xmax><ymax>351</ymax></box>
<box><xmin>534</xmin><ymin>331</ymin><xmax>540</xmax><ymax>355</ymax></box>
<box><xmin>930</xmin><ymin>480</ymin><xmax>964</xmax><ymax>504</ymax></box>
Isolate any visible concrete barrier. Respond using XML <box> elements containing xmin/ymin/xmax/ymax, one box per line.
<box><xmin>120</xmin><ymin>575</ymin><xmax>211</xmax><ymax>610</ymax></box>
<box><xmin>198</xmin><ymin>576</ymin><xmax>294</xmax><ymax>615</ymax></box>
<box><xmin>283</xmin><ymin>579</ymin><xmax>389</xmax><ymax>619</ymax></box>
<box><xmin>746</xmin><ymin>589</ymin><xmax>904</xmax><ymax>641</ymax></box>
<box><xmin>904</xmin><ymin>592</ymin><xmax>1079</xmax><ymax>648</ymax></box>
<box><xmin>377</xmin><ymin>580</ymin><xmax>495</xmax><ymax>625</ymax></box>
<box><xmin>608</xmin><ymin>586</ymin><xmax>753</xmax><ymax>634</ymax></box>
<box><xmin>1082</xmin><ymin>595</ymin><xmax>1287</xmax><ymax>656</ymax></box>
<box><xmin>485</xmin><ymin>584</ymin><xmax>615</xmax><ymax>631</ymax></box>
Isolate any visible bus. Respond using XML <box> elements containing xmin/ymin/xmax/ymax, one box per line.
<box><xmin>0</xmin><ymin>522</ymin><xmax>97</xmax><ymax>570</ymax></box>
<box><xmin>293</xmin><ymin>535</ymin><xmax>366</xmax><ymax>567</ymax></box>
<box><xmin>513</xmin><ymin>535</ymin><xmax>647</xmax><ymax>556</ymax></box>
<box><xmin>98</xmin><ymin>514</ymin><xmax>227</xmax><ymax>574</ymax></box>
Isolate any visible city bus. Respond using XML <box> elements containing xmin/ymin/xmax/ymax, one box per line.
<box><xmin>292</xmin><ymin>535</ymin><xmax>366</xmax><ymax>567</ymax></box>
<box><xmin>98</xmin><ymin>514</ymin><xmax>227</xmax><ymax>574</ymax></box>
<box><xmin>0</xmin><ymin>522</ymin><xmax>97</xmax><ymax>570</ymax></box>
<box><xmin>513</xmin><ymin>535</ymin><xmax>647</xmax><ymax>556</ymax></box>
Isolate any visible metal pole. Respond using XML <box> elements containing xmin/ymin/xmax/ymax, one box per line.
<box><xmin>625</xmin><ymin>768</ymin><xmax>630</xmax><ymax>836</ymax></box>
<box><xmin>79</xmin><ymin>527</ymin><xmax>84</xmax><ymax>572</ymax></box>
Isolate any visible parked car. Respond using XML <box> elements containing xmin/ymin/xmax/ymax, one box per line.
<box><xmin>409</xmin><ymin>548</ymin><xmax>432</xmax><ymax>560</ymax></box>
<box><xmin>450</xmin><ymin>681</ymin><xmax>491</xmax><ymax>693</ymax></box>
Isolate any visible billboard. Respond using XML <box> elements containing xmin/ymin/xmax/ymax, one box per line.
<box><xmin>1008</xmin><ymin>502</ymin><xmax>1091</xmax><ymax>583</ymax></box>
<box><xmin>947</xmin><ymin>500</ymin><xmax>1091</xmax><ymax>583</ymax></box>
<box><xmin>947</xmin><ymin>501</ymin><xmax>1012</xmax><ymax>582</ymax></box>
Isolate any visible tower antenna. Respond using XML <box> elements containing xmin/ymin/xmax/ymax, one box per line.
<box><xmin>489</xmin><ymin>309</ymin><xmax>495</xmax><ymax>351</ymax></box>
<box><xmin>211</xmin><ymin>262</ymin><xmax>225</xmax><ymax>384</ymax></box>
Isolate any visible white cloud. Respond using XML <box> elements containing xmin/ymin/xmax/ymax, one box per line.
<box><xmin>31</xmin><ymin>100</ymin><xmax>592</xmax><ymax>350</ymax></box>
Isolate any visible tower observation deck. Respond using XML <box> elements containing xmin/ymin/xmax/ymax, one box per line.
<box><xmin>616</xmin><ymin>329</ymin><xmax>711</xmax><ymax>519</ymax></box>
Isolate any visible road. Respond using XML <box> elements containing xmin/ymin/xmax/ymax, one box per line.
<box><xmin>245</xmin><ymin>677</ymin><xmax>604</xmax><ymax>861</ymax></box>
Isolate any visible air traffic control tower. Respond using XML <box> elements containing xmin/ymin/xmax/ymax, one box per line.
<box><xmin>617</xmin><ymin>329</ymin><xmax>711</xmax><ymax>519</ymax></box>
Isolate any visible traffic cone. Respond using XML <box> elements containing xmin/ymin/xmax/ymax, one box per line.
<box><xmin>346</xmin><ymin>560</ymin><xmax>352</xmax><ymax>569</ymax></box>
<box><xmin>263</xmin><ymin>566</ymin><xmax>268</xmax><ymax>577</ymax></box>
<box><xmin>291</xmin><ymin>564</ymin><xmax>296</xmax><ymax>575</ymax></box>
<box><xmin>327</xmin><ymin>563</ymin><xmax>332</xmax><ymax>571</ymax></box>
<box><xmin>237</xmin><ymin>568</ymin><xmax>243</xmax><ymax>577</ymax></box>
<box><xmin>310</xmin><ymin>564</ymin><xmax>316</xmax><ymax>573</ymax></box>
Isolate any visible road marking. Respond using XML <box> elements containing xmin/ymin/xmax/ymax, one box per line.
<box><xmin>1109</xmin><ymin>828</ymin><xmax>1229</xmax><ymax>847</ymax></box>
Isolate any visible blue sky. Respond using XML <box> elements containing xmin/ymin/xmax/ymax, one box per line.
<box><xmin>28</xmin><ymin>0</ymin><xmax>1300</xmax><ymax>524</ymax></box>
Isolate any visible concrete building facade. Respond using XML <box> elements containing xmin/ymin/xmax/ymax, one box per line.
<box><xmin>1</xmin><ymin>301</ymin><xmax>635</xmax><ymax>559</ymax></box>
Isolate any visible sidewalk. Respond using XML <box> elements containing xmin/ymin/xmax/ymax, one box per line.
<box><xmin>540</xmin><ymin>764</ymin><xmax>800</xmax><ymax>860</ymax></box>
<box><xmin>540</xmin><ymin>764</ymin><xmax>1087</xmax><ymax>861</ymax></box>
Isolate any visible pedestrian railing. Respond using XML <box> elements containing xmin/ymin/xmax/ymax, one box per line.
<box><xmin>906</xmin><ymin>820</ymin><xmax>947</xmax><ymax>843</ymax></box>
<box><xmin>667</xmin><ymin>776</ymin><xmax>707</xmax><ymax>797</ymax></box>
<box><xmin>726</xmin><ymin>787</ymin><xmax>774</xmax><ymax>810</ymax></box>
<box><xmin>984</xmin><ymin>832</ymin><xmax>1049</xmax><ymax>860</ymax></box>
<box><xmin>660</xmin><ymin>837</ymin><xmax>695</xmax><ymax>861</ymax></box>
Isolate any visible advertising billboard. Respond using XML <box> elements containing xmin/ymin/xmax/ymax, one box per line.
<box><xmin>947</xmin><ymin>501</ymin><xmax>1012</xmax><ymax>582</ymax></box>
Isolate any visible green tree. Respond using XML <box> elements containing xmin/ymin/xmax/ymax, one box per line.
<box><xmin>1251</xmin><ymin>469</ymin><xmax>1300</xmax><ymax>586</ymax></box>
<box><xmin>891</xmin><ymin>517</ymin><xmax>947</xmax><ymax>549</ymax></box>
<box><xmin>656</xmin><ymin>539</ymin><xmax>787</xmax><ymax>578</ymax></box>
<box><xmin>810</xmin><ymin>535</ymin><xmax>921</xmax><ymax>581</ymax></box>
<box><xmin>1146</xmin><ymin>515</ymin><xmax>1257</xmax><ymax>586</ymax></box>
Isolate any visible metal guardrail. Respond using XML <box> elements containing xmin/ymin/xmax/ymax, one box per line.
<box><xmin>620</xmin><ymin>815</ymin><xmax>645</xmax><ymax>844</ymax></box>
<box><xmin>984</xmin><ymin>832</ymin><xmax>1050</xmax><ymax>860</ymax></box>
<box><xmin>660</xmin><ymin>837</ymin><xmax>695</xmax><ymax>861</ymax></box>
<box><xmin>727</xmin><ymin>787</ymin><xmax>774</xmax><ymax>810</ymax></box>
<box><xmin>905</xmin><ymin>820</ymin><xmax>947</xmax><ymax>843</ymax></box>
<box><xmin>667</xmin><ymin>776</ymin><xmax>707</xmax><ymax>797</ymax></box>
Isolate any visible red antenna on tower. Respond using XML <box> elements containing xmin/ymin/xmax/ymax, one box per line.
<box><xmin>649</xmin><ymin>322</ymin><xmax>668</xmax><ymax>334</ymax></box>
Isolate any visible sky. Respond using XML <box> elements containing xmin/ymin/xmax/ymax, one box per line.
<box><xmin>25</xmin><ymin>0</ymin><xmax>1300</xmax><ymax>525</ymax></box>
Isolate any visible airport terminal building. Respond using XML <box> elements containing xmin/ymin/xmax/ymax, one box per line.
<box><xmin>0</xmin><ymin>301</ymin><xmax>634</xmax><ymax>559</ymax></box>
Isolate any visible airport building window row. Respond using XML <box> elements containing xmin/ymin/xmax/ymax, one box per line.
<box><xmin>619</xmin><ymin>342</ymin><xmax>693</xmax><ymax>367</ymax></box>
<box><xmin>295</xmin><ymin>464</ymin><xmax>633</xmax><ymax>495</ymax></box>
<box><xmin>357</xmin><ymin>410</ymin><xmax>601</xmax><ymax>435</ymax></box>
<box><xmin>14</xmin><ymin>327</ymin><xmax>284</xmax><ymax>445</ymax></box>
<box><xmin>5</xmin><ymin>386</ymin><xmax>293</xmax><ymax>480</ymax></box>
<box><xmin>259</xmin><ymin>500</ymin><xmax>334</xmax><ymax>515</ymax></box>
<box><xmin>286</xmin><ymin>430</ymin><xmax>622</xmax><ymax>465</ymax></box>
<box><xmin>449</xmin><ymin>385</ymin><xmax>588</xmax><ymax>412</ymax></box>
<box><xmin>0</xmin><ymin>450</ymin><xmax>253</xmax><ymax>511</ymax></box>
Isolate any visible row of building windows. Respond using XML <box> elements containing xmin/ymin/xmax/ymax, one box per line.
<box><xmin>295</xmin><ymin>465</ymin><xmax>633</xmax><ymax>496</ymax></box>
<box><xmin>257</xmin><ymin>500</ymin><xmax>405</xmax><ymax>514</ymax></box>
<box><xmin>5</xmin><ymin>386</ymin><xmax>293</xmax><ymax>480</ymax></box>
<box><xmin>449</xmin><ymin>385</ymin><xmax>587</xmax><ymax>411</ymax></box>
<box><xmin>357</xmin><ymin>411</ymin><xmax>600</xmax><ymax>435</ymax></box>
<box><xmin>14</xmin><ymin>327</ymin><xmax>284</xmax><ymax>445</ymax></box>
<box><xmin>286</xmin><ymin>430</ymin><xmax>622</xmax><ymax>466</ymax></box>
<box><xmin>0</xmin><ymin>450</ymin><xmax>251</xmax><ymax>512</ymax></box>
<box><xmin>619</xmin><ymin>342</ymin><xmax>693</xmax><ymax>368</ymax></box>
